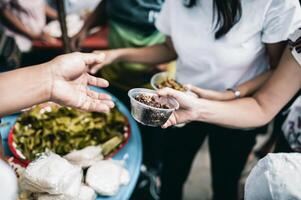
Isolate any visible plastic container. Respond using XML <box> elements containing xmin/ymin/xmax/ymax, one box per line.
<box><xmin>151</xmin><ymin>72</ymin><xmax>197</xmax><ymax>98</ymax></box>
<box><xmin>150</xmin><ymin>72</ymin><xmax>174</xmax><ymax>90</ymax></box>
<box><xmin>128</xmin><ymin>88</ymin><xmax>179</xmax><ymax>127</ymax></box>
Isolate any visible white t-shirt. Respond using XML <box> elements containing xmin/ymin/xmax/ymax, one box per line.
<box><xmin>155</xmin><ymin>0</ymin><xmax>301</xmax><ymax>91</ymax></box>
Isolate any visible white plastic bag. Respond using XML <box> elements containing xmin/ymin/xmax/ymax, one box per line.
<box><xmin>78</xmin><ymin>185</ymin><xmax>97</xmax><ymax>200</ymax></box>
<box><xmin>86</xmin><ymin>159</ymin><xmax>130</xmax><ymax>196</ymax></box>
<box><xmin>245</xmin><ymin>153</ymin><xmax>301</xmax><ymax>200</ymax></box>
<box><xmin>21</xmin><ymin>152</ymin><xmax>82</xmax><ymax>196</ymax></box>
<box><xmin>64</xmin><ymin>146</ymin><xmax>103</xmax><ymax>168</ymax></box>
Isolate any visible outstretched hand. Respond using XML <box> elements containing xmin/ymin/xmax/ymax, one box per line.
<box><xmin>157</xmin><ymin>88</ymin><xmax>202</xmax><ymax>128</ymax></box>
<box><xmin>48</xmin><ymin>52</ymin><xmax>114</xmax><ymax>113</ymax></box>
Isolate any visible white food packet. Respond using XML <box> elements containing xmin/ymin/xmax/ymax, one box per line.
<box><xmin>36</xmin><ymin>184</ymin><xmax>94</xmax><ymax>200</ymax></box>
<box><xmin>78</xmin><ymin>185</ymin><xmax>97</xmax><ymax>200</ymax></box>
<box><xmin>21</xmin><ymin>152</ymin><xmax>82</xmax><ymax>196</ymax></box>
<box><xmin>86</xmin><ymin>159</ymin><xmax>130</xmax><ymax>196</ymax></box>
<box><xmin>245</xmin><ymin>153</ymin><xmax>301</xmax><ymax>200</ymax></box>
<box><xmin>120</xmin><ymin>168</ymin><xmax>130</xmax><ymax>186</ymax></box>
<box><xmin>64</xmin><ymin>146</ymin><xmax>103</xmax><ymax>168</ymax></box>
<box><xmin>86</xmin><ymin>160</ymin><xmax>122</xmax><ymax>196</ymax></box>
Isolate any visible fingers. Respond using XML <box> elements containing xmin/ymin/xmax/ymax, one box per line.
<box><xmin>73</xmin><ymin>52</ymin><xmax>106</xmax><ymax>66</ymax></box>
<box><xmin>82</xmin><ymin>98</ymin><xmax>112</xmax><ymax>113</ymax></box>
<box><xmin>87</xmin><ymin>90</ymin><xmax>115</xmax><ymax>108</ymax></box>
<box><xmin>87</xmin><ymin>74</ymin><xmax>109</xmax><ymax>88</ymax></box>
<box><xmin>90</xmin><ymin>63</ymin><xmax>104</xmax><ymax>74</ymax></box>
<box><xmin>87</xmin><ymin>89</ymin><xmax>112</xmax><ymax>100</ymax></box>
<box><xmin>162</xmin><ymin>115</ymin><xmax>176</xmax><ymax>128</ymax></box>
<box><xmin>90</xmin><ymin>51</ymin><xmax>107</xmax><ymax>74</ymax></box>
<box><xmin>187</xmin><ymin>84</ymin><xmax>205</xmax><ymax>97</ymax></box>
<box><xmin>157</xmin><ymin>87</ymin><xmax>184</xmax><ymax>101</ymax></box>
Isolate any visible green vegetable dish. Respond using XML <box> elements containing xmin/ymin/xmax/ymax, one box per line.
<box><xmin>13</xmin><ymin>104</ymin><xmax>128</xmax><ymax>160</ymax></box>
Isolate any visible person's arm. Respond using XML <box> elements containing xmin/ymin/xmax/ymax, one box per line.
<box><xmin>187</xmin><ymin>42</ymin><xmax>286</xmax><ymax>101</ymax></box>
<box><xmin>0</xmin><ymin>8</ymin><xmax>37</xmax><ymax>40</ymax></box>
<box><xmin>45</xmin><ymin>4</ymin><xmax>58</xmax><ymax>20</ymax></box>
<box><xmin>0</xmin><ymin>8</ymin><xmax>57</xmax><ymax>44</ymax></box>
<box><xmin>91</xmin><ymin>36</ymin><xmax>177</xmax><ymax>73</ymax></box>
<box><xmin>159</xmin><ymin>47</ymin><xmax>301</xmax><ymax>128</ymax></box>
<box><xmin>0</xmin><ymin>52</ymin><xmax>114</xmax><ymax>117</ymax></box>
<box><xmin>70</xmin><ymin>0</ymin><xmax>107</xmax><ymax>50</ymax></box>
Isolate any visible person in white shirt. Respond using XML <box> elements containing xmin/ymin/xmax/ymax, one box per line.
<box><xmin>90</xmin><ymin>0</ymin><xmax>301</xmax><ymax>199</ymax></box>
<box><xmin>160</xmin><ymin>29</ymin><xmax>301</xmax><ymax>152</ymax></box>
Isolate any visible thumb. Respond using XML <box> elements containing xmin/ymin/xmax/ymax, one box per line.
<box><xmin>157</xmin><ymin>88</ymin><xmax>185</xmax><ymax>103</ymax></box>
<box><xmin>187</xmin><ymin>85</ymin><xmax>205</xmax><ymax>98</ymax></box>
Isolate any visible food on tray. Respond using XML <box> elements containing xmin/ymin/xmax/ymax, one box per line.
<box><xmin>156</xmin><ymin>78</ymin><xmax>186</xmax><ymax>91</ymax></box>
<box><xmin>63</xmin><ymin>146</ymin><xmax>103</xmax><ymax>168</ymax></box>
<box><xmin>21</xmin><ymin>152</ymin><xmax>82</xmax><ymax>197</ymax></box>
<box><xmin>13</xmin><ymin>105</ymin><xmax>127</xmax><ymax>160</ymax></box>
<box><xmin>86</xmin><ymin>160</ymin><xmax>130</xmax><ymax>196</ymax></box>
<box><xmin>135</xmin><ymin>94</ymin><xmax>170</xmax><ymax>109</ymax></box>
<box><xmin>101</xmin><ymin>136</ymin><xmax>123</xmax><ymax>157</ymax></box>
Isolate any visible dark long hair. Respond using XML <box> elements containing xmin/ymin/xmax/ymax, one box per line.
<box><xmin>184</xmin><ymin>0</ymin><xmax>242</xmax><ymax>39</ymax></box>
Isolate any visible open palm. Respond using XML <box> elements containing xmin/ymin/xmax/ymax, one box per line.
<box><xmin>49</xmin><ymin>52</ymin><xmax>114</xmax><ymax>112</ymax></box>
<box><xmin>157</xmin><ymin>88</ymin><xmax>201</xmax><ymax>128</ymax></box>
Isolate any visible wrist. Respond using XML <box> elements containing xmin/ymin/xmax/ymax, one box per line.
<box><xmin>226</xmin><ymin>88</ymin><xmax>241</xmax><ymax>99</ymax></box>
<box><xmin>40</xmin><ymin>62</ymin><xmax>54</xmax><ymax>102</ymax></box>
<box><xmin>221</xmin><ymin>90</ymin><xmax>236</xmax><ymax>100</ymax></box>
<box><xmin>195</xmin><ymin>99</ymin><xmax>214</xmax><ymax>123</ymax></box>
<box><xmin>114</xmin><ymin>49</ymin><xmax>125</xmax><ymax>62</ymax></box>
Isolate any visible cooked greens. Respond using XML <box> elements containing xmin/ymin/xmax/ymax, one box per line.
<box><xmin>13</xmin><ymin>105</ymin><xmax>127</xmax><ymax>160</ymax></box>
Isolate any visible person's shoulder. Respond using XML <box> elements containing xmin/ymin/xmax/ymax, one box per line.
<box><xmin>267</xmin><ymin>0</ymin><xmax>300</xmax><ymax>10</ymax></box>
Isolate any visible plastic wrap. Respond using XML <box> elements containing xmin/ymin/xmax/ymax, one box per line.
<box><xmin>21</xmin><ymin>152</ymin><xmax>82</xmax><ymax>196</ymax></box>
<box><xmin>64</xmin><ymin>146</ymin><xmax>103</xmax><ymax>168</ymax></box>
<box><xmin>86</xmin><ymin>159</ymin><xmax>130</xmax><ymax>196</ymax></box>
<box><xmin>245</xmin><ymin>153</ymin><xmax>301</xmax><ymax>200</ymax></box>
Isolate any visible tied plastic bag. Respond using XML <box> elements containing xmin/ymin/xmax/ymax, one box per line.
<box><xmin>37</xmin><ymin>184</ymin><xmax>96</xmax><ymax>200</ymax></box>
<box><xmin>245</xmin><ymin>153</ymin><xmax>301</xmax><ymax>200</ymax></box>
<box><xmin>79</xmin><ymin>185</ymin><xmax>97</xmax><ymax>200</ymax></box>
<box><xmin>21</xmin><ymin>152</ymin><xmax>82</xmax><ymax>196</ymax></box>
<box><xmin>86</xmin><ymin>159</ymin><xmax>130</xmax><ymax>196</ymax></box>
<box><xmin>64</xmin><ymin>146</ymin><xmax>103</xmax><ymax>168</ymax></box>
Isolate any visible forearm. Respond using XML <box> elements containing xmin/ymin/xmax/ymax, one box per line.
<box><xmin>0</xmin><ymin>9</ymin><xmax>37</xmax><ymax>40</ymax></box>
<box><xmin>0</xmin><ymin>64</ymin><xmax>51</xmax><ymax>117</ymax></box>
<box><xmin>196</xmin><ymin>48</ymin><xmax>301</xmax><ymax>128</ymax></box>
<box><xmin>117</xmin><ymin>44</ymin><xmax>177</xmax><ymax>66</ymax></box>
<box><xmin>45</xmin><ymin>4</ymin><xmax>58</xmax><ymax>20</ymax></box>
<box><xmin>229</xmin><ymin>70</ymin><xmax>272</xmax><ymax>98</ymax></box>
<box><xmin>197</xmin><ymin>98</ymin><xmax>271</xmax><ymax>128</ymax></box>
<box><xmin>80</xmin><ymin>0</ymin><xmax>106</xmax><ymax>33</ymax></box>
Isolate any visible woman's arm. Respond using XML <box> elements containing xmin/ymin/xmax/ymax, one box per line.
<box><xmin>70</xmin><ymin>0</ymin><xmax>107</xmax><ymax>50</ymax></box>
<box><xmin>0</xmin><ymin>52</ymin><xmax>114</xmax><ymax>117</ymax></box>
<box><xmin>91</xmin><ymin>36</ymin><xmax>177</xmax><ymax>73</ymax></box>
<box><xmin>0</xmin><ymin>8</ymin><xmax>37</xmax><ymax>40</ymax></box>
<box><xmin>159</xmin><ymin>47</ymin><xmax>301</xmax><ymax>128</ymax></box>
<box><xmin>45</xmin><ymin>4</ymin><xmax>58</xmax><ymax>20</ymax></box>
<box><xmin>189</xmin><ymin>42</ymin><xmax>286</xmax><ymax>101</ymax></box>
<box><xmin>0</xmin><ymin>8</ymin><xmax>57</xmax><ymax>43</ymax></box>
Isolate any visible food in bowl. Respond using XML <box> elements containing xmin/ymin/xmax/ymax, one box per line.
<box><xmin>134</xmin><ymin>94</ymin><xmax>170</xmax><ymax>109</ymax></box>
<box><xmin>128</xmin><ymin>88</ymin><xmax>179</xmax><ymax>127</ymax></box>
<box><xmin>156</xmin><ymin>78</ymin><xmax>186</xmax><ymax>92</ymax></box>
